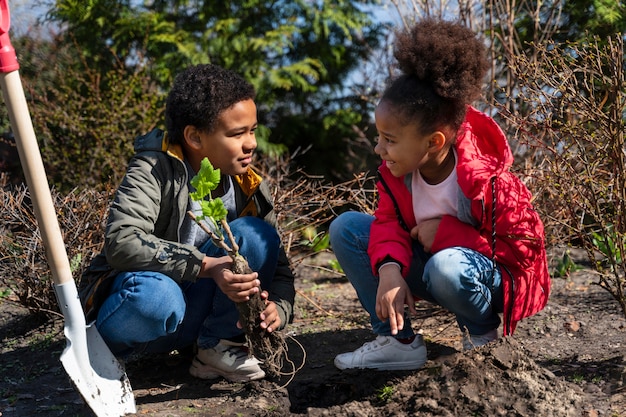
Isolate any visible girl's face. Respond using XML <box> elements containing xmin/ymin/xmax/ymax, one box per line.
<box><xmin>374</xmin><ymin>100</ymin><xmax>432</xmax><ymax>178</ymax></box>
<box><xmin>195</xmin><ymin>99</ymin><xmax>258</xmax><ymax>176</ymax></box>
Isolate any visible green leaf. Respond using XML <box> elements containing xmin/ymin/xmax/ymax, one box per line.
<box><xmin>190</xmin><ymin>158</ymin><xmax>221</xmax><ymax>201</ymax></box>
<box><xmin>188</xmin><ymin>158</ymin><xmax>227</xmax><ymax>224</ymax></box>
<box><xmin>200</xmin><ymin>199</ymin><xmax>228</xmax><ymax>222</ymax></box>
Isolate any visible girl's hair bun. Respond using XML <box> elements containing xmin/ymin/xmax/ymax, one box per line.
<box><xmin>393</xmin><ymin>18</ymin><xmax>489</xmax><ymax>104</ymax></box>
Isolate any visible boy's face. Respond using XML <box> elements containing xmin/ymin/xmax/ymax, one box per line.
<box><xmin>195</xmin><ymin>99</ymin><xmax>258</xmax><ymax>176</ymax></box>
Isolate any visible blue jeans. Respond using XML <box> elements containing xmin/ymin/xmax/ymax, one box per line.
<box><xmin>96</xmin><ymin>216</ymin><xmax>280</xmax><ymax>357</ymax></box>
<box><xmin>329</xmin><ymin>211</ymin><xmax>503</xmax><ymax>337</ymax></box>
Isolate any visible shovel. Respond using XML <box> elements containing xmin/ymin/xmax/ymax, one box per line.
<box><xmin>0</xmin><ymin>2</ymin><xmax>135</xmax><ymax>416</ymax></box>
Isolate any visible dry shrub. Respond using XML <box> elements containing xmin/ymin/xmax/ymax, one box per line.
<box><xmin>0</xmin><ymin>178</ymin><xmax>113</xmax><ymax>317</ymax></box>
<box><xmin>0</xmin><ymin>152</ymin><xmax>377</xmax><ymax>318</ymax></box>
<box><xmin>499</xmin><ymin>35</ymin><xmax>625</xmax><ymax>316</ymax></box>
<box><xmin>256</xmin><ymin>152</ymin><xmax>377</xmax><ymax>267</ymax></box>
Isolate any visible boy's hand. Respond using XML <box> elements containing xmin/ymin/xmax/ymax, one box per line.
<box><xmin>376</xmin><ymin>263</ymin><xmax>417</xmax><ymax>335</ymax></box>
<box><xmin>237</xmin><ymin>290</ymin><xmax>282</xmax><ymax>333</ymax></box>
<box><xmin>200</xmin><ymin>255</ymin><xmax>260</xmax><ymax>302</ymax></box>
<box><xmin>259</xmin><ymin>291</ymin><xmax>281</xmax><ymax>332</ymax></box>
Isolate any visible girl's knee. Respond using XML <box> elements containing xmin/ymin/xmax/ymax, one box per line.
<box><xmin>422</xmin><ymin>248</ymin><xmax>470</xmax><ymax>298</ymax></box>
<box><xmin>424</xmin><ymin>249</ymin><xmax>459</xmax><ymax>279</ymax></box>
<box><xmin>329</xmin><ymin>212</ymin><xmax>350</xmax><ymax>241</ymax></box>
<box><xmin>424</xmin><ymin>247</ymin><xmax>497</xmax><ymax>302</ymax></box>
<box><xmin>329</xmin><ymin>211</ymin><xmax>372</xmax><ymax>244</ymax></box>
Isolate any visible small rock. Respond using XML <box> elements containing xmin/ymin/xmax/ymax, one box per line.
<box><xmin>564</xmin><ymin>321</ymin><xmax>581</xmax><ymax>332</ymax></box>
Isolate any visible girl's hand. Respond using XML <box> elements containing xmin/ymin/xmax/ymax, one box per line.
<box><xmin>375</xmin><ymin>263</ymin><xmax>417</xmax><ymax>335</ymax></box>
<box><xmin>410</xmin><ymin>218</ymin><xmax>441</xmax><ymax>252</ymax></box>
<box><xmin>200</xmin><ymin>255</ymin><xmax>260</xmax><ymax>302</ymax></box>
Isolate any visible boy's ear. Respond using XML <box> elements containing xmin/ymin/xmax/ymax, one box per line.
<box><xmin>182</xmin><ymin>125</ymin><xmax>202</xmax><ymax>150</ymax></box>
<box><xmin>428</xmin><ymin>131</ymin><xmax>446</xmax><ymax>152</ymax></box>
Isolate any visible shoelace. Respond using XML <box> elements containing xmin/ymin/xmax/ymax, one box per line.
<box><xmin>224</xmin><ymin>345</ymin><xmax>249</xmax><ymax>360</ymax></box>
<box><xmin>357</xmin><ymin>337</ymin><xmax>388</xmax><ymax>352</ymax></box>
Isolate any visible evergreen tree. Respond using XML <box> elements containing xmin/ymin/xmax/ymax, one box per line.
<box><xmin>47</xmin><ymin>0</ymin><xmax>386</xmax><ymax>181</ymax></box>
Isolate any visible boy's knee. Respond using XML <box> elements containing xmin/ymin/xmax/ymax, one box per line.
<box><xmin>231</xmin><ymin>216</ymin><xmax>280</xmax><ymax>248</ymax></box>
<box><xmin>120</xmin><ymin>273</ymin><xmax>185</xmax><ymax>319</ymax></box>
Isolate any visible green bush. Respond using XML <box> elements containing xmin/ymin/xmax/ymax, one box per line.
<box><xmin>13</xmin><ymin>35</ymin><xmax>164</xmax><ymax>192</ymax></box>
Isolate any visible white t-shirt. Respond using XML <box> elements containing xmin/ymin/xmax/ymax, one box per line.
<box><xmin>412</xmin><ymin>150</ymin><xmax>459</xmax><ymax>225</ymax></box>
<box><xmin>181</xmin><ymin>161</ymin><xmax>237</xmax><ymax>248</ymax></box>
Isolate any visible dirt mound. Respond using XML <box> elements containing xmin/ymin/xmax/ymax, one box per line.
<box><xmin>285</xmin><ymin>337</ymin><xmax>584</xmax><ymax>417</ymax></box>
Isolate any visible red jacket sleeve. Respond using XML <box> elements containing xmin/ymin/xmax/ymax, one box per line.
<box><xmin>368</xmin><ymin>179</ymin><xmax>414</xmax><ymax>277</ymax></box>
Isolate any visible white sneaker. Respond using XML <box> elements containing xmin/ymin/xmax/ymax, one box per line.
<box><xmin>462</xmin><ymin>329</ymin><xmax>498</xmax><ymax>351</ymax></box>
<box><xmin>189</xmin><ymin>339</ymin><xmax>265</xmax><ymax>382</ymax></box>
<box><xmin>334</xmin><ymin>335</ymin><xmax>427</xmax><ymax>371</ymax></box>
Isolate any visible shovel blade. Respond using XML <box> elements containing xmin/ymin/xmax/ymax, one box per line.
<box><xmin>56</xmin><ymin>282</ymin><xmax>136</xmax><ymax>417</ymax></box>
<box><xmin>60</xmin><ymin>324</ymin><xmax>136</xmax><ymax>417</ymax></box>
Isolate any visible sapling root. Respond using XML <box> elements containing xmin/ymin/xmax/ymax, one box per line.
<box><xmin>229</xmin><ymin>253</ymin><xmax>287</xmax><ymax>378</ymax></box>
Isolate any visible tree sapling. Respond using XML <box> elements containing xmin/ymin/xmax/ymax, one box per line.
<box><xmin>187</xmin><ymin>157</ymin><xmax>287</xmax><ymax>378</ymax></box>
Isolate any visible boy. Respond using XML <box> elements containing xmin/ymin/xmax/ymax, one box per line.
<box><xmin>79</xmin><ymin>64</ymin><xmax>295</xmax><ymax>382</ymax></box>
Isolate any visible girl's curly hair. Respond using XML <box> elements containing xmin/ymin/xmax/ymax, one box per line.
<box><xmin>165</xmin><ymin>64</ymin><xmax>256</xmax><ymax>144</ymax></box>
<box><xmin>382</xmin><ymin>19</ymin><xmax>489</xmax><ymax>135</ymax></box>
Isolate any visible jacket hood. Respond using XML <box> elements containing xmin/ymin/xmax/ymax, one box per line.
<box><xmin>455</xmin><ymin>106</ymin><xmax>513</xmax><ymax>199</ymax></box>
<box><xmin>134</xmin><ymin>128</ymin><xmax>185</xmax><ymax>161</ymax></box>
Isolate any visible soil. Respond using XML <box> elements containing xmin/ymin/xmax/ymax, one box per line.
<box><xmin>1</xmin><ymin>246</ymin><xmax>625</xmax><ymax>417</ymax></box>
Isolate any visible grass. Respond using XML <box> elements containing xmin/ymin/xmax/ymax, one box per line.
<box><xmin>28</xmin><ymin>332</ymin><xmax>56</xmax><ymax>351</ymax></box>
<box><xmin>376</xmin><ymin>385</ymin><xmax>394</xmax><ymax>403</ymax></box>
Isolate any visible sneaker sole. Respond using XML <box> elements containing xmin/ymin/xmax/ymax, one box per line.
<box><xmin>334</xmin><ymin>346</ymin><xmax>428</xmax><ymax>371</ymax></box>
<box><xmin>334</xmin><ymin>358</ymin><xmax>427</xmax><ymax>371</ymax></box>
<box><xmin>189</xmin><ymin>357</ymin><xmax>265</xmax><ymax>382</ymax></box>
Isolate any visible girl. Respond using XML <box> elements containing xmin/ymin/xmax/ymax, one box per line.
<box><xmin>329</xmin><ymin>18</ymin><xmax>550</xmax><ymax>371</ymax></box>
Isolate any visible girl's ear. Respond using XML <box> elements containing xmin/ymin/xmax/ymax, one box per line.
<box><xmin>428</xmin><ymin>131</ymin><xmax>447</xmax><ymax>152</ymax></box>
<box><xmin>182</xmin><ymin>125</ymin><xmax>202</xmax><ymax>150</ymax></box>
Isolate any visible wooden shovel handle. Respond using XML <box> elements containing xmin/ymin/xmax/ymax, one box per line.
<box><xmin>0</xmin><ymin>71</ymin><xmax>74</xmax><ymax>286</ymax></box>
<box><xmin>0</xmin><ymin>0</ymin><xmax>73</xmax><ymax>286</ymax></box>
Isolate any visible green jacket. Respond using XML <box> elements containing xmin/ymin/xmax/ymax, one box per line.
<box><xmin>78</xmin><ymin>128</ymin><xmax>295</xmax><ymax>327</ymax></box>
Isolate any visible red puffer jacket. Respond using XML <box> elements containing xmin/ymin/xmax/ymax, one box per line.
<box><xmin>368</xmin><ymin>106</ymin><xmax>550</xmax><ymax>335</ymax></box>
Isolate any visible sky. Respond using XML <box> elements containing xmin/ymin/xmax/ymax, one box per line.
<box><xmin>7</xmin><ymin>0</ymin><xmax>55</xmax><ymax>38</ymax></box>
<box><xmin>8</xmin><ymin>1</ymin><xmax>401</xmax><ymax>38</ymax></box>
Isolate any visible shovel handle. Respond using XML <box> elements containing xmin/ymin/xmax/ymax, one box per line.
<box><xmin>0</xmin><ymin>1</ymin><xmax>73</xmax><ymax>286</ymax></box>
<box><xmin>0</xmin><ymin>0</ymin><xmax>18</xmax><ymax>72</ymax></box>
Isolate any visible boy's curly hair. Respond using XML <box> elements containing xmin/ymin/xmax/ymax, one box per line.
<box><xmin>165</xmin><ymin>64</ymin><xmax>256</xmax><ymax>144</ymax></box>
<box><xmin>383</xmin><ymin>19</ymin><xmax>489</xmax><ymax>135</ymax></box>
